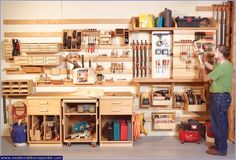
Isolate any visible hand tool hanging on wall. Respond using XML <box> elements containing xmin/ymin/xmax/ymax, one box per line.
<box><xmin>140</xmin><ymin>40</ymin><xmax>144</xmax><ymax>77</ymax></box>
<box><xmin>212</xmin><ymin>2</ymin><xmax>233</xmax><ymax>47</ymax></box>
<box><xmin>132</xmin><ymin>40</ymin><xmax>136</xmax><ymax>78</ymax></box>
<box><xmin>144</xmin><ymin>40</ymin><xmax>148</xmax><ymax>77</ymax></box>
<box><xmin>220</xmin><ymin>5</ymin><xmax>224</xmax><ymax>45</ymax></box>
<box><xmin>136</xmin><ymin>40</ymin><xmax>139</xmax><ymax>77</ymax></box>
<box><xmin>12</xmin><ymin>39</ymin><xmax>21</xmax><ymax>56</ymax></box>
<box><xmin>81</xmin><ymin>55</ymin><xmax>84</xmax><ymax>68</ymax></box>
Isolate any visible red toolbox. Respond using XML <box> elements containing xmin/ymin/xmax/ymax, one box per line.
<box><xmin>120</xmin><ymin>120</ymin><xmax>128</xmax><ymax>141</ymax></box>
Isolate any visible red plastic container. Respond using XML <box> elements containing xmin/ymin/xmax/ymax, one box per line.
<box><xmin>120</xmin><ymin>120</ymin><xmax>128</xmax><ymax>141</ymax></box>
<box><xmin>179</xmin><ymin>129</ymin><xmax>201</xmax><ymax>144</ymax></box>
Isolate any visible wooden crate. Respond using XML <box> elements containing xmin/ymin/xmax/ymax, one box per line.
<box><xmin>62</xmin><ymin>29</ymin><xmax>83</xmax><ymax>51</ymax></box>
<box><xmin>184</xmin><ymin>87</ymin><xmax>206</xmax><ymax>112</ymax></box>
<box><xmin>152</xmin><ymin>112</ymin><xmax>176</xmax><ymax>130</ymax></box>
<box><xmin>151</xmin><ymin>85</ymin><xmax>173</xmax><ymax>106</ymax></box>
<box><xmin>173</xmin><ymin>92</ymin><xmax>185</xmax><ymax>109</ymax></box>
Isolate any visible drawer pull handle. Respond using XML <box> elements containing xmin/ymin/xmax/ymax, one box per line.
<box><xmin>39</xmin><ymin>109</ymin><xmax>48</xmax><ymax>112</ymax></box>
<box><xmin>112</xmin><ymin>108</ymin><xmax>121</xmax><ymax>112</ymax></box>
<box><xmin>39</xmin><ymin>101</ymin><xmax>48</xmax><ymax>105</ymax></box>
<box><xmin>112</xmin><ymin>101</ymin><xmax>121</xmax><ymax>104</ymax></box>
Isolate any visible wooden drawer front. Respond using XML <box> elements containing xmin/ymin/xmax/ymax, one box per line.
<box><xmin>14</xmin><ymin>56</ymin><xmax>28</xmax><ymax>61</ymax></box>
<box><xmin>28</xmin><ymin>99</ymin><xmax>60</xmax><ymax>113</ymax></box>
<box><xmin>45</xmin><ymin>60</ymin><xmax>59</xmax><ymax>65</ymax></box>
<box><xmin>28</xmin><ymin>105</ymin><xmax>61</xmax><ymax>115</ymax></box>
<box><xmin>33</xmin><ymin>57</ymin><xmax>44</xmax><ymax>61</ymax></box>
<box><xmin>100</xmin><ymin>99</ymin><xmax>133</xmax><ymax>114</ymax></box>
<box><xmin>45</xmin><ymin>57</ymin><xmax>58</xmax><ymax>61</ymax></box>
<box><xmin>45</xmin><ymin>57</ymin><xmax>60</xmax><ymax>65</ymax></box>
<box><xmin>32</xmin><ymin>60</ymin><xmax>45</xmax><ymax>65</ymax></box>
<box><xmin>15</xmin><ymin>60</ymin><xmax>29</xmax><ymax>65</ymax></box>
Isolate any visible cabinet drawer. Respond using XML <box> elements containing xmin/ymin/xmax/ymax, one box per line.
<box><xmin>32</xmin><ymin>60</ymin><xmax>45</xmax><ymax>65</ymax></box>
<box><xmin>100</xmin><ymin>99</ymin><xmax>133</xmax><ymax>114</ymax></box>
<box><xmin>28</xmin><ymin>99</ymin><xmax>60</xmax><ymax>108</ymax></box>
<box><xmin>33</xmin><ymin>57</ymin><xmax>44</xmax><ymax>61</ymax></box>
<box><xmin>28</xmin><ymin>106</ymin><xmax>61</xmax><ymax>115</ymax></box>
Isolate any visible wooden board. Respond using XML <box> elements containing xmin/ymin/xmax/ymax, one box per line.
<box><xmin>4</xmin><ymin>19</ymin><xmax>130</xmax><ymax>25</ymax></box>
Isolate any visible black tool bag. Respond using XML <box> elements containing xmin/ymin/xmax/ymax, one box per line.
<box><xmin>175</xmin><ymin>16</ymin><xmax>201</xmax><ymax>27</ymax></box>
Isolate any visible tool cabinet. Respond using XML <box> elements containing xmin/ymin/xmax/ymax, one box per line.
<box><xmin>27</xmin><ymin>98</ymin><xmax>62</xmax><ymax>146</ymax></box>
<box><xmin>62</xmin><ymin>99</ymin><xmax>98</xmax><ymax>146</ymax></box>
<box><xmin>99</xmin><ymin>93</ymin><xmax>133</xmax><ymax>146</ymax></box>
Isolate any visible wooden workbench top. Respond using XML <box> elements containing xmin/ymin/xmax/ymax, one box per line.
<box><xmin>27</xmin><ymin>92</ymin><xmax>134</xmax><ymax>99</ymax></box>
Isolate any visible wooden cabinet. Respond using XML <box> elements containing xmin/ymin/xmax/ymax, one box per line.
<box><xmin>3</xmin><ymin>42</ymin><xmax>61</xmax><ymax>62</ymax></box>
<box><xmin>62</xmin><ymin>99</ymin><xmax>98</xmax><ymax>146</ymax></box>
<box><xmin>27</xmin><ymin>98</ymin><xmax>62</xmax><ymax>146</ymax></box>
<box><xmin>99</xmin><ymin>94</ymin><xmax>133</xmax><ymax>146</ymax></box>
<box><xmin>14</xmin><ymin>55</ymin><xmax>61</xmax><ymax>66</ymax></box>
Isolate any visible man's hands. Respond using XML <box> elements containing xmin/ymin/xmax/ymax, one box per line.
<box><xmin>198</xmin><ymin>64</ymin><xmax>205</xmax><ymax>70</ymax></box>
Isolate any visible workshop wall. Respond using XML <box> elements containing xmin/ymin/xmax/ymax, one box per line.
<box><xmin>1</xmin><ymin>1</ymin><xmax>223</xmax><ymax>136</ymax></box>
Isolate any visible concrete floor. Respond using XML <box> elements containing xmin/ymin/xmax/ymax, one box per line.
<box><xmin>0</xmin><ymin>136</ymin><xmax>235</xmax><ymax>160</ymax></box>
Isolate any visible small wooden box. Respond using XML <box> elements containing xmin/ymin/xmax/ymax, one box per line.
<box><xmin>152</xmin><ymin>85</ymin><xmax>172</xmax><ymax>106</ymax></box>
<box><xmin>22</xmin><ymin>67</ymin><xmax>43</xmax><ymax>73</ymax></box>
<box><xmin>184</xmin><ymin>87</ymin><xmax>206</xmax><ymax>112</ymax></box>
<box><xmin>152</xmin><ymin>112</ymin><xmax>176</xmax><ymax>130</ymax></box>
<box><xmin>173</xmin><ymin>92</ymin><xmax>185</xmax><ymax>109</ymax></box>
<box><xmin>139</xmin><ymin>92</ymin><xmax>151</xmax><ymax>108</ymax></box>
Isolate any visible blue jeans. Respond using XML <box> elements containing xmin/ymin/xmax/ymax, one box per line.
<box><xmin>210</xmin><ymin>93</ymin><xmax>231</xmax><ymax>154</ymax></box>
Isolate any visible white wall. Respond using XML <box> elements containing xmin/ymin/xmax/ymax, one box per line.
<box><xmin>1</xmin><ymin>1</ymin><xmax>223</xmax><ymax>136</ymax></box>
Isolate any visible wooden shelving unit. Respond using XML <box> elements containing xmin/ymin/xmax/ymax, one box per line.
<box><xmin>62</xmin><ymin>99</ymin><xmax>98</xmax><ymax>146</ymax></box>
<box><xmin>2</xmin><ymin>80</ymin><xmax>34</xmax><ymax>96</ymax></box>
<box><xmin>27</xmin><ymin>98</ymin><xmax>62</xmax><ymax>146</ymax></box>
<box><xmin>132</xmin><ymin>78</ymin><xmax>206</xmax><ymax>83</ymax></box>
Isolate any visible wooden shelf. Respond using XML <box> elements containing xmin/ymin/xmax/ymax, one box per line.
<box><xmin>98</xmin><ymin>45</ymin><xmax>132</xmax><ymax>49</ymax></box>
<box><xmin>36</xmin><ymin>81</ymin><xmax>135</xmax><ymax>87</ymax></box>
<box><xmin>132</xmin><ymin>26</ymin><xmax>217</xmax><ymax>32</ymax></box>
<box><xmin>95</xmin><ymin>69</ymin><xmax>132</xmax><ymax>74</ymax></box>
<box><xmin>132</xmin><ymin>78</ymin><xmax>205</xmax><ymax>83</ymax></box>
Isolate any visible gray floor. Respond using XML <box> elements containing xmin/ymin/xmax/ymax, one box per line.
<box><xmin>0</xmin><ymin>136</ymin><xmax>235</xmax><ymax>160</ymax></box>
